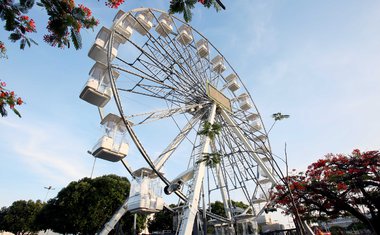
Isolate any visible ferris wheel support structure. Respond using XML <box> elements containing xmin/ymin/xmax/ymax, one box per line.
<box><xmin>178</xmin><ymin>103</ymin><xmax>217</xmax><ymax>235</ymax></box>
<box><xmin>81</xmin><ymin>7</ymin><xmax>293</xmax><ymax>235</ymax></box>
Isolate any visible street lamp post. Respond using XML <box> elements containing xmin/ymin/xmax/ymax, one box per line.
<box><xmin>44</xmin><ymin>186</ymin><xmax>55</xmax><ymax>202</ymax></box>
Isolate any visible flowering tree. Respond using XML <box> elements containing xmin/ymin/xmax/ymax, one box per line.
<box><xmin>1</xmin><ymin>0</ymin><xmax>224</xmax><ymax>52</ymax></box>
<box><xmin>0</xmin><ymin>80</ymin><xmax>23</xmax><ymax>117</ymax></box>
<box><xmin>0</xmin><ymin>0</ymin><xmax>224</xmax><ymax>117</ymax></box>
<box><xmin>272</xmin><ymin>150</ymin><xmax>380</xmax><ymax>234</ymax></box>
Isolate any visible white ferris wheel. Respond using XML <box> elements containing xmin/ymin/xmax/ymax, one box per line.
<box><xmin>80</xmin><ymin>7</ymin><xmax>280</xmax><ymax>235</ymax></box>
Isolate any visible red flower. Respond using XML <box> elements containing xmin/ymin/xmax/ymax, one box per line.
<box><xmin>79</xmin><ymin>4</ymin><xmax>92</xmax><ymax>16</ymax></box>
<box><xmin>337</xmin><ymin>182</ymin><xmax>348</xmax><ymax>191</ymax></box>
<box><xmin>19</xmin><ymin>15</ymin><xmax>37</xmax><ymax>33</ymax></box>
<box><xmin>105</xmin><ymin>0</ymin><xmax>125</xmax><ymax>8</ymax></box>
<box><xmin>16</xmin><ymin>97</ymin><xmax>23</xmax><ymax>105</ymax></box>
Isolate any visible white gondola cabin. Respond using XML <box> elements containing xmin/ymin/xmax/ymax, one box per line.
<box><xmin>133</xmin><ymin>10</ymin><xmax>154</xmax><ymax>36</ymax></box>
<box><xmin>254</xmin><ymin>134</ymin><xmax>267</xmax><ymax>143</ymax></box>
<box><xmin>127</xmin><ymin>168</ymin><xmax>164</xmax><ymax>213</ymax></box>
<box><xmin>247</xmin><ymin>113</ymin><xmax>259</xmax><ymax>121</ymax></box>
<box><xmin>259</xmin><ymin>165</ymin><xmax>271</xmax><ymax>178</ymax></box>
<box><xmin>155</xmin><ymin>13</ymin><xmax>173</xmax><ymax>37</ymax></box>
<box><xmin>225</xmin><ymin>73</ymin><xmax>240</xmax><ymax>92</ymax></box>
<box><xmin>176</xmin><ymin>24</ymin><xmax>193</xmax><ymax>45</ymax></box>
<box><xmin>79</xmin><ymin>62</ymin><xmax>119</xmax><ymax>107</ymax></box>
<box><xmin>257</xmin><ymin>177</ymin><xmax>271</xmax><ymax>184</ymax></box>
<box><xmin>113</xmin><ymin>10</ymin><xmax>133</xmax><ymax>44</ymax></box>
<box><xmin>92</xmin><ymin>113</ymin><xmax>129</xmax><ymax>162</ymax></box>
<box><xmin>255</xmin><ymin>147</ymin><xmax>269</xmax><ymax>155</ymax></box>
<box><xmin>211</xmin><ymin>55</ymin><xmax>226</xmax><ymax>74</ymax></box>
<box><xmin>88</xmin><ymin>27</ymin><xmax>120</xmax><ymax>65</ymax></box>
<box><xmin>196</xmin><ymin>39</ymin><xmax>209</xmax><ymax>58</ymax></box>
<box><xmin>250</xmin><ymin>121</ymin><xmax>262</xmax><ymax>132</ymax></box>
<box><xmin>238</xmin><ymin>93</ymin><xmax>252</xmax><ymax>111</ymax></box>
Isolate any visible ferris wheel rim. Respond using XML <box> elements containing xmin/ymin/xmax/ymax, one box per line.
<box><xmin>99</xmin><ymin>7</ymin><xmax>279</xmax><ymax>227</ymax></box>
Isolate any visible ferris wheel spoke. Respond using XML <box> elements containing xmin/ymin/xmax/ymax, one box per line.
<box><xmin>153</xmin><ymin>111</ymin><xmax>204</xmax><ymax>171</ymax></box>
<box><xmin>114</xmin><ymin>57</ymin><xmax>204</xmax><ymax>104</ymax></box>
<box><xmin>129</xmin><ymin>11</ymin><xmax>204</xmax><ymax>87</ymax></box>
<box><xmin>137</xmin><ymin>28</ymin><xmax>206</xmax><ymax>92</ymax></box>
<box><xmin>215</xmin><ymin>115</ymin><xmax>277</xmax><ymax>210</ymax></box>
<box><xmin>124</xmin><ymin>36</ymin><xmax>195</xmax><ymax>92</ymax></box>
<box><xmin>112</xmin><ymin>64</ymin><xmax>177</xmax><ymax>90</ymax></box>
<box><xmin>216</xmin><ymin>136</ymin><xmax>255</xmax><ymax>206</ymax></box>
<box><xmin>210</xmin><ymin>141</ymin><xmax>233</xmax><ymax>221</ymax></box>
<box><xmin>161</xmin><ymin>37</ymin><xmax>206</xmax><ymax>87</ymax></box>
<box><xmin>220</xmin><ymin>109</ymin><xmax>278</xmax><ymax>184</ymax></box>
<box><xmin>145</xmin><ymin>39</ymin><xmax>209</xmax><ymax>100</ymax></box>
<box><xmin>146</xmin><ymin>18</ymin><xmax>207</xmax><ymax>87</ymax></box>
<box><xmin>124</xmin><ymin>103</ymin><xmax>205</xmax><ymax>126</ymax></box>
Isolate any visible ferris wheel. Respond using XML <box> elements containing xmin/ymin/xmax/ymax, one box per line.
<box><xmin>80</xmin><ymin>7</ymin><xmax>280</xmax><ymax>235</ymax></box>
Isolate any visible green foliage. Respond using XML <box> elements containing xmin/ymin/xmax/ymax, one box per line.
<box><xmin>196</xmin><ymin>152</ymin><xmax>221</xmax><ymax>168</ymax></box>
<box><xmin>198</xmin><ymin>121</ymin><xmax>222</xmax><ymax>140</ymax></box>
<box><xmin>0</xmin><ymin>0</ymin><xmax>37</xmax><ymax>49</ymax></box>
<box><xmin>169</xmin><ymin>0</ymin><xmax>223</xmax><ymax>22</ymax></box>
<box><xmin>37</xmin><ymin>0</ymin><xmax>97</xmax><ymax>49</ymax></box>
<box><xmin>36</xmin><ymin>174</ymin><xmax>131</xmax><ymax>234</ymax></box>
<box><xmin>148</xmin><ymin>207</ymin><xmax>174</xmax><ymax>232</ymax></box>
<box><xmin>210</xmin><ymin>200</ymin><xmax>249</xmax><ymax>217</ymax></box>
<box><xmin>210</xmin><ymin>200</ymin><xmax>225</xmax><ymax>216</ymax></box>
<box><xmin>0</xmin><ymin>200</ymin><xmax>44</xmax><ymax>234</ymax></box>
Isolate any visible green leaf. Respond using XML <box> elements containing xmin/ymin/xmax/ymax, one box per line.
<box><xmin>0</xmin><ymin>104</ymin><xmax>7</xmax><ymax>117</ymax></box>
<box><xmin>25</xmin><ymin>38</ymin><xmax>31</xmax><ymax>47</ymax></box>
<box><xmin>169</xmin><ymin>0</ymin><xmax>185</xmax><ymax>14</ymax></box>
<box><xmin>215</xmin><ymin>0</ymin><xmax>225</xmax><ymax>10</ymax></box>
<box><xmin>29</xmin><ymin>38</ymin><xmax>38</xmax><ymax>45</ymax></box>
<box><xmin>20</xmin><ymin>38</ymin><xmax>26</xmax><ymax>50</ymax></box>
<box><xmin>183</xmin><ymin>6</ymin><xmax>192</xmax><ymax>22</ymax></box>
<box><xmin>9</xmin><ymin>33</ymin><xmax>22</xmax><ymax>42</ymax></box>
<box><xmin>12</xmin><ymin>108</ymin><xmax>22</xmax><ymax>118</ymax></box>
<box><xmin>70</xmin><ymin>28</ymin><xmax>82</xmax><ymax>50</ymax></box>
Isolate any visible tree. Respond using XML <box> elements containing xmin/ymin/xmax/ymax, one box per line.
<box><xmin>36</xmin><ymin>174</ymin><xmax>145</xmax><ymax>234</ymax></box>
<box><xmin>148</xmin><ymin>206</ymin><xmax>174</xmax><ymax>232</ymax></box>
<box><xmin>0</xmin><ymin>200</ymin><xmax>44</xmax><ymax>235</ymax></box>
<box><xmin>273</xmin><ymin>149</ymin><xmax>380</xmax><ymax>234</ymax></box>
<box><xmin>210</xmin><ymin>200</ymin><xmax>249</xmax><ymax>217</ymax></box>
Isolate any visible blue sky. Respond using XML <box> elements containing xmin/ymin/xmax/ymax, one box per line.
<box><xmin>1</xmin><ymin>0</ymin><xmax>380</xmax><ymax>209</ymax></box>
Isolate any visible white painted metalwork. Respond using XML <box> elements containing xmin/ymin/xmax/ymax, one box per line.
<box><xmin>112</xmin><ymin>10</ymin><xmax>133</xmax><ymax>44</ymax></box>
<box><xmin>133</xmin><ymin>10</ymin><xmax>154</xmax><ymax>35</ymax></box>
<box><xmin>84</xmin><ymin>8</ymin><xmax>282</xmax><ymax>235</ymax></box>
<box><xmin>177</xmin><ymin>24</ymin><xmax>193</xmax><ymax>45</ymax></box>
<box><xmin>88</xmin><ymin>27</ymin><xmax>120</xmax><ymax>65</ymax></box>
<box><xmin>178</xmin><ymin>103</ymin><xmax>217</xmax><ymax>235</ymax></box>
<box><xmin>225</xmin><ymin>73</ymin><xmax>240</xmax><ymax>92</ymax></box>
<box><xmin>91</xmin><ymin>113</ymin><xmax>129</xmax><ymax>162</ymax></box>
<box><xmin>211</xmin><ymin>55</ymin><xmax>226</xmax><ymax>74</ymax></box>
<box><xmin>127</xmin><ymin>168</ymin><xmax>164</xmax><ymax>213</ymax></box>
<box><xmin>196</xmin><ymin>39</ymin><xmax>209</xmax><ymax>58</ymax></box>
<box><xmin>155</xmin><ymin>13</ymin><xmax>173</xmax><ymax>37</ymax></box>
<box><xmin>80</xmin><ymin>62</ymin><xmax>120</xmax><ymax>107</ymax></box>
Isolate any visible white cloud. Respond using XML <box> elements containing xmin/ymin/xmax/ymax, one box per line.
<box><xmin>0</xmin><ymin>118</ymin><xmax>91</xmax><ymax>185</ymax></box>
